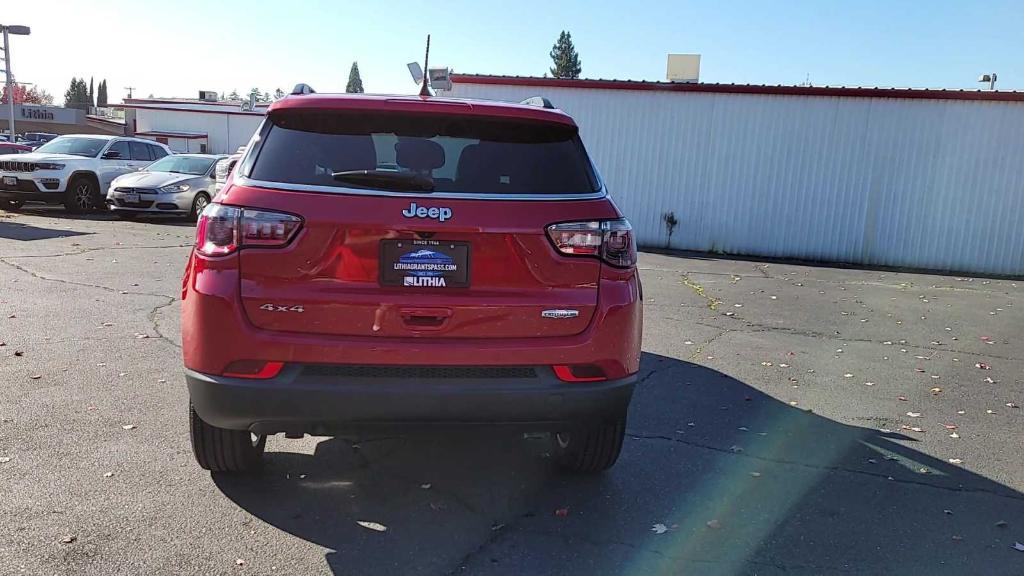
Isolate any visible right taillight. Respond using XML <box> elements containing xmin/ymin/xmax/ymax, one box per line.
<box><xmin>195</xmin><ymin>204</ymin><xmax>302</xmax><ymax>257</ymax></box>
<box><xmin>546</xmin><ymin>218</ymin><xmax>636</xmax><ymax>268</ymax></box>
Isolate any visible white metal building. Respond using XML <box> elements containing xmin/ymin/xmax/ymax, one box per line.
<box><xmin>441</xmin><ymin>75</ymin><xmax>1024</xmax><ymax>276</ymax></box>
<box><xmin>119</xmin><ymin>98</ymin><xmax>268</xmax><ymax>154</ymax></box>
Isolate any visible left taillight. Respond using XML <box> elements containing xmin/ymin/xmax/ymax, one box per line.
<box><xmin>195</xmin><ymin>204</ymin><xmax>302</xmax><ymax>257</ymax></box>
<box><xmin>546</xmin><ymin>218</ymin><xmax>637</xmax><ymax>268</ymax></box>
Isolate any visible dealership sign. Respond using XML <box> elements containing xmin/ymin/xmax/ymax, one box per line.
<box><xmin>1</xmin><ymin>105</ymin><xmax>80</xmax><ymax>125</ymax></box>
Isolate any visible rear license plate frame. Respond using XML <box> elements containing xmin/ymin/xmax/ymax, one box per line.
<box><xmin>380</xmin><ymin>239</ymin><xmax>470</xmax><ymax>288</ymax></box>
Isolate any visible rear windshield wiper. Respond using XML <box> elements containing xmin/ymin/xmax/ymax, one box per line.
<box><xmin>332</xmin><ymin>170</ymin><xmax>435</xmax><ymax>192</ymax></box>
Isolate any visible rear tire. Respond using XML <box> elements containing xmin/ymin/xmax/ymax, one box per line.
<box><xmin>189</xmin><ymin>192</ymin><xmax>210</xmax><ymax>221</ymax></box>
<box><xmin>63</xmin><ymin>176</ymin><xmax>101</xmax><ymax>213</ymax></box>
<box><xmin>189</xmin><ymin>402</ymin><xmax>266</xmax><ymax>472</ymax></box>
<box><xmin>554</xmin><ymin>415</ymin><xmax>627</xmax><ymax>474</ymax></box>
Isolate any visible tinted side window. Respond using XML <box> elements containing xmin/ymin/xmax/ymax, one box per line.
<box><xmin>130</xmin><ymin>141</ymin><xmax>153</xmax><ymax>162</ymax></box>
<box><xmin>149</xmin><ymin>144</ymin><xmax>168</xmax><ymax>159</ymax></box>
<box><xmin>106</xmin><ymin>141</ymin><xmax>131</xmax><ymax>159</ymax></box>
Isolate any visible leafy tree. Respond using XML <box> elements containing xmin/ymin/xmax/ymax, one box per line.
<box><xmin>549</xmin><ymin>30</ymin><xmax>582</xmax><ymax>79</ymax></box>
<box><xmin>228</xmin><ymin>88</ymin><xmax>240</xmax><ymax>100</ymax></box>
<box><xmin>63</xmin><ymin>77</ymin><xmax>91</xmax><ymax>111</ymax></box>
<box><xmin>1</xmin><ymin>85</ymin><xmax>54</xmax><ymax>105</ymax></box>
<box><xmin>247</xmin><ymin>87</ymin><xmax>261</xmax><ymax>102</ymax></box>
<box><xmin>273</xmin><ymin>87</ymin><xmax>285</xmax><ymax>100</ymax></box>
<box><xmin>88</xmin><ymin>77</ymin><xmax>95</xmax><ymax>107</ymax></box>
<box><xmin>346</xmin><ymin>62</ymin><xmax>364</xmax><ymax>93</ymax></box>
<box><xmin>261</xmin><ymin>91</ymin><xmax>271</xmax><ymax>102</ymax></box>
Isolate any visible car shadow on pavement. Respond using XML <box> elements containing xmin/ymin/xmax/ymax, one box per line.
<box><xmin>212</xmin><ymin>353</ymin><xmax>1024</xmax><ymax>576</ymax></box>
<box><xmin>0</xmin><ymin>219</ymin><xmax>91</xmax><ymax>241</ymax></box>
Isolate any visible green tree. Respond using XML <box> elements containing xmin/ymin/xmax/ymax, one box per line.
<box><xmin>549</xmin><ymin>30</ymin><xmax>582</xmax><ymax>79</ymax></box>
<box><xmin>64</xmin><ymin>77</ymin><xmax>91</xmax><ymax>111</ymax></box>
<box><xmin>273</xmin><ymin>87</ymin><xmax>285</xmax><ymax>100</ymax></box>
<box><xmin>247</xmin><ymin>87</ymin><xmax>261</xmax><ymax>102</ymax></box>
<box><xmin>346</xmin><ymin>62</ymin><xmax>364</xmax><ymax>93</ymax></box>
<box><xmin>228</xmin><ymin>88</ymin><xmax>240</xmax><ymax>100</ymax></box>
<box><xmin>96</xmin><ymin>80</ymin><xmax>108</xmax><ymax>107</ymax></box>
<box><xmin>261</xmin><ymin>91</ymin><xmax>271</xmax><ymax>102</ymax></box>
<box><xmin>88</xmin><ymin>76</ymin><xmax>95</xmax><ymax>107</ymax></box>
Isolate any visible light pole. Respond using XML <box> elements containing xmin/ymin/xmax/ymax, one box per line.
<box><xmin>1</xmin><ymin>24</ymin><xmax>31</xmax><ymax>139</ymax></box>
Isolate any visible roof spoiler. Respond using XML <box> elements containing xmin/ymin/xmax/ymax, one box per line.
<box><xmin>291</xmin><ymin>83</ymin><xmax>315</xmax><ymax>96</ymax></box>
<box><xmin>520</xmin><ymin>96</ymin><xmax>555</xmax><ymax>109</ymax></box>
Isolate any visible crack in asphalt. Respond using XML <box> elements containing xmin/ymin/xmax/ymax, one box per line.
<box><xmin>0</xmin><ymin>243</ymin><xmax>192</xmax><ymax>260</ymax></box>
<box><xmin>692</xmin><ymin>319</ymin><xmax>1023</xmax><ymax>362</ymax></box>
<box><xmin>0</xmin><ymin>258</ymin><xmax>176</xmax><ymax>301</ymax></box>
<box><xmin>679</xmin><ymin>273</ymin><xmax>723</xmax><ymax>311</ymax></box>
<box><xmin>147</xmin><ymin>298</ymin><xmax>180</xmax><ymax>349</ymax></box>
<box><xmin>626</xmin><ymin>432</ymin><xmax>1024</xmax><ymax>503</ymax></box>
<box><xmin>687</xmin><ymin>330</ymin><xmax>728</xmax><ymax>361</ymax></box>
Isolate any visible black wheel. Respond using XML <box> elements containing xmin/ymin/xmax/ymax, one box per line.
<box><xmin>63</xmin><ymin>176</ymin><xmax>101</xmax><ymax>213</ymax></box>
<box><xmin>189</xmin><ymin>402</ymin><xmax>266</xmax><ymax>472</ymax></box>
<box><xmin>189</xmin><ymin>192</ymin><xmax>210</xmax><ymax>221</ymax></box>
<box><xmin>554</xmin><ymin>415</ymin><xmax>626</xmax><ymax>474</ymax></box>
<box><xmin>3</xmin><ymin>200</ymin><xmax>23</xmax><ymax>211</ymax></box>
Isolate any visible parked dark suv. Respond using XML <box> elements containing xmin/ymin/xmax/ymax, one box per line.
<box><xmin>182</xmin><ymin>86</ymin><xmax>642</xmax><ymax>474</ymax></box>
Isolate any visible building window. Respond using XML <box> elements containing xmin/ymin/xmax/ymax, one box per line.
<box><xmin>200</xmin><ymin>143</ymin><xmax>207</xmax><ymax>153</ymax></box>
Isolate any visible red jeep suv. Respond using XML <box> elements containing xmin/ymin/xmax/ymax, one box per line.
<box><xmin>181</xmin><ymin>86</ymin><xmax>642</xmax><ymax>474</ymax></box>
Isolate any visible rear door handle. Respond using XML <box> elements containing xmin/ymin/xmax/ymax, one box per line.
<box><xmin>400</xmin><ymin>307</ymin><xmax>452</xmax><ymax>330</ymax></box>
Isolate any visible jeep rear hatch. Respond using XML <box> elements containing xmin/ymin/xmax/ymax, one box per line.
<box><xmin>225</xmin><ymin>109</ymin><xmax>617</xmax><ymax>339</ymax></box>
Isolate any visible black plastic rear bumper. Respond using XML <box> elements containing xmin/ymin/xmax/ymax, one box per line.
<box><xmin>185</xmin><ymin>365</ymin><xmax>635</xmax><ymax>435</ymax></box>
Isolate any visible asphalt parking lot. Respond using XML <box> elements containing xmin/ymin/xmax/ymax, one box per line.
<box><xmin>1</xmin><ymin>208</ymin><xmax>1022</xmax><ymax>576</ymax></box>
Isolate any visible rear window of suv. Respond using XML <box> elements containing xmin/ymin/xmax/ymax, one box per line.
<box><xmin>245</xmin><ymin>111</ymin><xmax>600</xmax><ymax>195</ymax></box>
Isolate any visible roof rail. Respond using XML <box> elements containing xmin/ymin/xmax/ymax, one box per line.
<box><xmin>291</xmin><ymin>83</ymin><xmax>316</xmax><ymax>96</ymax></box>
<box><xmin>520</xmin><ymin>96</ymin><xmax>555</xmax><ymax>109</ymax></box>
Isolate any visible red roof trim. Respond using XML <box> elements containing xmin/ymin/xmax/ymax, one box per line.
<box><xmin>123</xmin><ymin>98</ymin><xmax>271</xmax><ymax>108</ymax></box>
<box><xmin>136</xmin><ymin>131</ymin><xmax>208</xmax><ymax>140</ymax></box>
<box><xmin>119</xmin><ymin>104</ymin><xmax>266</xmax><ymax>117</ymax></box>
<box><xmin>450</xmin><ymin>74</ymin><xmax>1024</xmax><ymax>103</ymax></box>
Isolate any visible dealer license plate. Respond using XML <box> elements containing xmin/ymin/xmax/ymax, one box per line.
<box><xmin>380</xmin><ymin>240</ymin><xmax>470</xmax><ymax>288</ymax></box>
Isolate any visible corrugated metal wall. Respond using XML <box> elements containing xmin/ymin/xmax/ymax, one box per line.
<box><xmin>445</xmin><ymin>83</ymin><xmax>1024</xmax><ymax>275</ymax></box>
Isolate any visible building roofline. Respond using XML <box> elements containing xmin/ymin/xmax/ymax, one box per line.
<box><xmin>449</xmin><ymin>74</ymin><xmax>1024</xmax><ymax>103</ymax></box>
<box><xmin>135</xmin><ymin>130</ymin><xmax>209</xmax><ymax>139</ymax></box>
<box><xmin>118</xmin><ymin>103</ymin><xmax>267</xmax><ymax>117</ymax></box>
<box><xmin>122</xmin><ymin>97</ymin><xmax>271</xmax><ymax>108</ymax></box>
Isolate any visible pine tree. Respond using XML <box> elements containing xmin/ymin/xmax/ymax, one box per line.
<box><xmin>346</xmin><ymin>62</ymin><xmax>364</xmax><ymax>93</ymax></box>
<box><xmin>97</xmin><ymin>80</ymin><xmax>108</xmax><ymax>107</ymax></box>
<box><xmin>261</xmin><ymin>91</ymin><xmax>271</xmax><ymax>102</ymax></box>
<box><xmin>273</xmin><ymin>87</ymin><xmax>285</xmax><ymax>100</ymax></box>
<box><xmin>89</xmin><ymin>77</ymin><xmax>95</xmax><ymax>107</ymax></box>
<box><xmin>549</xmin><ymin>30</ymin><xmax>582</xmax><ymax>79</ymax></box>
<box><xmin>228</xmin><ymin>88</ymin><xmax>240</xmax><ymax>100</ymax></box>
<box><xmin>247</xmin><ymin>87</ymin><xmax>261</xmax><ymax>102</ymax></box>
<box><xmin>64</xmin><ymin>77</ymin><xmax>78</xmax><ymax>108</ymax></box>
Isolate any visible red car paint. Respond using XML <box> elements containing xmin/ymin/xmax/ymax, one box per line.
<box><xmin>0</xmin><ymin>142</ymin><xmax>32</xmax><ymax>154</ymax></box>
<box><xmin>182</xmin><ymin>92</ymin><xmax>641</xmax><ymax>426</ymax></box>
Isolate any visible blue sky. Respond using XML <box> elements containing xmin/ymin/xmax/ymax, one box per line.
<box><xmin>6</xmin><ymin>0</ymin><xmax>1024</xmax><ymax>102</ymax></box>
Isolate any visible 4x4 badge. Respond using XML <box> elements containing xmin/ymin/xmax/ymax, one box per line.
<box><xmin>541</xmin><ymin>309</ymin><xmax>579</xmax><ymax>319</ymax></box>
<box><xmin>402</xmin><ymin>202</ymin><xmax>452</xmax><ymax>222</ymax></box>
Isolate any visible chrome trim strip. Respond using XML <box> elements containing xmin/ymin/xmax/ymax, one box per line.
<box><xmin>232</xmin><ymin>175</ymin><xmax>608</xmax><ymax>201</ymax></box>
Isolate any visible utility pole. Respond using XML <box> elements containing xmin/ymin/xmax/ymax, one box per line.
<box><xmin>124</xmin><ymin>86</ymin><xmax>135</xmax><ymax>99</ymax></box>
<box><xmin>1</xmin><ymin>24</ymin><xmax>32</xmax><ymax>139</ymax></box>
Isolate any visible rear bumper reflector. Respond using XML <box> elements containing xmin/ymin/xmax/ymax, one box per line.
<box><xmin>223</xmin><ymin>360</ymin><xmax>285</xmax><ymax>379</ymax></box>
<box><xmin>553</xmin><ymin>364</ymin><xmax>608</xmax><ymax>383</ymax></box>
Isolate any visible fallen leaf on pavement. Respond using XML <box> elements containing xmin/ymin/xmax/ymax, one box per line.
<box><xmin>843</xmin><ymin>373</ymin><xmax>853</xmax><ymax>378</ymax></box>
<box><xmin>906</xmin><ymin>412</ymin><xmax>922</xmax><ymax>418</ymax></box>
<box><xmin>897</xmin><ymin>396</ymin><xmax>908</xmax><ymax>401</ymax></box>
<box><xmin>706</xmin><ymin>519</ymin><xmax>722</xmax><ymax>529</ymax></box>
<box><xmin>420</xmin><ymin>483</ymin><xmax>432</xmax><ymax>489</ymax></box>
<box><xmin>1007</xmin><ymin>403</ymin><xmax>1019</xmax><ymax>409</ymax></box>
<box><xmin>986</xmin><ymin>410</ymin><xmax>996</xmax><ymax>415</ymax></box>
<box><xmin>749</xmin><ymin>472</ymin><xmax>762</xmax><ymax>477</ymax></box>
<box><xmin>995</xmin><ymin>520</ymin><xmax>1008</xmax><ymax>528</ymax></box>
<box><xmin>103</xmin><ymin>472</ymin><xmax>114</xmax><ymax>478</ymax></box>
<box><xmin>949</xmin><ymin>432</ymin><xmax>960</xmax><ymax>438</ymax></box>
<box><xmin>975</xmin><ymin>363</ymin><xmax>990</xmax><ymax>370</ymax></box>
<box><xmin>236</xmin><ymin>559</ymin><xmax>246</xmax><ymax>566</ymax></box>
<box><xmin>984</xmin><ymin>377</ymin><xmax>996</xmax><ymax>383</ymax></box>
<box><xmin>943</xmin><ymin>424</ymin><xmax>957</xmax><ymax>430</ymax></box>
<box><xmin>356</xmin><ymin>521</ymin><xmax>388</xmax><ymax>532</ymax></box>
<box><xmin>930</xmin><ymin>387</ymin><xmax>942</xmax><ymax>394</ymax></box>
<box><xmin>0</xmin><ymin>457</ymin><xmax>10</xmax><ymax>463</ymax></box>
<box><xmin>554</xmin><ymin>508</ymin><xmax>569</xmax><ymax>517</ymax></box>
<box><xmin>60</xmin><ymin>536</ymin><xmax>76</xmax><ymax>544</ymax></box>
<box><xmin>29</xmin><ymin>374</ymin><xmax>41</xmax><ymax>380</ymax></box>
<box><xmin>1015</xmin><ymin>542</ymin><xmax>1024</xmax><ymax>552</ymax></box>
<box><xmin>121</xmin><ymin>424</ymin><xmax>136</xmax><ymax>430</ymax></box>
<box><xmin>948</xmin><ymin>458</ymin><xmax>963</xmax><ymax>464</ymax></box>
<box><xmin>651</xmin><ymin>523</ymin><xmax>669</xmax><ymax>534</ymax></box>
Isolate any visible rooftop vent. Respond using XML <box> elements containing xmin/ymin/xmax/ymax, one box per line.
<box><xmin>198</xmin><ymin>90</ymin><xmax>218</xmax><ymax>102</ymax></box>
<box><xmin>666</xmin><ymin>54</ymin><xmax>700</xmax><ymax>83</ymax></box>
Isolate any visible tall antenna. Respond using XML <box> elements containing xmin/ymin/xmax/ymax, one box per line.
<box><xmin>124</xmin><ymin>86</ymin><xmax>135</xmax><ymax>99</ymax></box>
<box><xmin>418</xmin><ymin>35</ymin><xmax>431</xmax><ymax>97</ymax></box>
